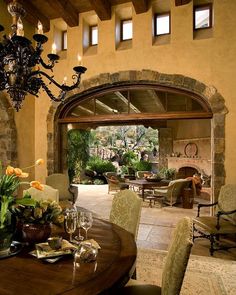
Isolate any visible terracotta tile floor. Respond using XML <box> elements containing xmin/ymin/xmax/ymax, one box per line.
<box><xmin>75</xmin><ymin>184</ymin><xmax>236</xmax><ymax>261</ymax></box>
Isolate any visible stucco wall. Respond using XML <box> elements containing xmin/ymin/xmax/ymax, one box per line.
<box><xmin>1</xmin><ymin>0</ymin><xmax>236</xmax><ymax>184</ymax></box>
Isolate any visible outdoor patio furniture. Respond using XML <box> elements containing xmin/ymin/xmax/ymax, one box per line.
<box><xmin>152</xmin><ymin>178</ymin><xmax>192</xmax><ymax>207</ymax></box>
<box><xmin>114</xmin><ymin>217</ymin><xmax>193</xmax><ymax>295</ymax></box>
<box><xmin>104</xmin><ymin>172</ymin><xmax>129</xmax><ymax>194</ymax></box>
<box><xmin>46</xmin><ymin>173</ymin><xmax>78</xmax><ymax>204</ymax></box>
<box><xmin>109</xmin><ymin>189</ymin><xmax>142</xmax><ymax>240</ymax></box>
<box><xmin>193</xmin><ymin>184</ymin><xmax>236</xmax><ymax>256</ymax></box>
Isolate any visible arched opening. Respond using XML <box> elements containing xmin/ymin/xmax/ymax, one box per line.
<box><xmin>47</xmin><ymin>70</ymin><xmax>227</xmax><ymax>202</ymax></box>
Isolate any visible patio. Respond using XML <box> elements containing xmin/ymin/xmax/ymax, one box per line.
<box><xmin>75</xmin><ymin>184</ymin><xmax>236</xmax><ymax>260</ymax></box>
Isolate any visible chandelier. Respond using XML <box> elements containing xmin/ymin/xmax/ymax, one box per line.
<box><xmin>0</xmin><ymin>0</ymin><xmax>87</xmax><ymax>111</ymax></box>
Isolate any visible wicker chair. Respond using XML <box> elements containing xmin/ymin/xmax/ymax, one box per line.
<box><xmin>104</xmin><ymin>172</ymin><xmax>129</xmax><ymax>194</ymax></box>
<box><xmin>193</xmin><ymin>184</ymin><xmax>236</xmax><ymax>256</ymax></box>
<box><xmin>113</xmin><ymin>217</ymin><xmax>193</xmax><ymax>295</ymax></box>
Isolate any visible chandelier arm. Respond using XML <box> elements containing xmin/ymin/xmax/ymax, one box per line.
<box><xmin>40</xmin><ymin>80</ymin><xmax>66</xmax><ymax>102</ymax></box>
<box><xmin>39</xmin><ymin>57</ymin><xmax>55</xmax><ymax>70</ymax></box>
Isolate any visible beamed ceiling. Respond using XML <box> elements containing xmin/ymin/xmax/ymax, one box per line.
<box><xmin>4</xmin><ymin>0</ymin><xmax>191</xmax><ymax>32</ymax></box>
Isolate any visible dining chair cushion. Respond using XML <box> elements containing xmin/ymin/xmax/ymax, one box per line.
<box><xmin>217</xmin><ymin>184</ymin><xmax>236</xmax><ymax>225</ymax></box>
<box><xmin>24</xmin><ymin>184</ymin><xmax>59</xmax><ymax>203</ymax></box>
<box><xmin>109</xmin><ymin>189</ymin><xmax>142</xmax><ymax>239</ymax></box>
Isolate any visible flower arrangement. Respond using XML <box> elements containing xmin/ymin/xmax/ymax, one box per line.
<box><xmin>14</xmin><ymin>194</ymin><xmax>64</xmax><ymax>225</ymax></box>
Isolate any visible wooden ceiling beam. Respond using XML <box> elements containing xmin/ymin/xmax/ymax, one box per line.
<box><xmin>4</xmin><ymin>0</ymin><xmax>50</xmax><ymax>32</ymax></box>
<box><xmin>48</xmin><ymin>0</ymin><xmax>78</xmax><ymax>27</ymax></box>
<box><xmin>131</xmin><ymin>0</ymin><xmax>148</xmax><ymax>14</ymax></box>
<box><xmin>175</xmin><ymin>0</ymin><xmax>191</xmax><ymax>6</ymax></box>
<box><xmin>88</xmin><ymin>0</ymin><xmax>111</xmax><ymax>20</ymax></box>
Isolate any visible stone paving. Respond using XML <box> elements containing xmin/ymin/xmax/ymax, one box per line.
<box><xmin>75</xmin><ymin>184</ymin><xmax>236</xmax><ymax>260</ymax></box>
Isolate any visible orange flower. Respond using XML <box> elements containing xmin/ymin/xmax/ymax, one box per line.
<box><xmin>6</xmin><ymin>166</ymin><xmax>29</xmax><ymax>178</ymax></box>
<box><xmin>30</xmin><ymin>181</ymin><xmax>44</xmax><ymax>191</ymax></box>
<box><xmin>6</xmin><ymin>165</ymin><xmax>15</xmax><ymax>175</ymax></box>
<box><xmin>35</xmin><ymin>159</ymin><xmax>44</xmax><ymax>166</ymax></box>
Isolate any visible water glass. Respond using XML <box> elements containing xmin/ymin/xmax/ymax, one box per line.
<box><xmin>74</xmin><ymin>210</ymin><xmax>84</xmax><ymax>242</ymax></box>
<box><xmin>80</xmin><ymin>212</ymin><xmax>93</xmax><ymax>240</ymax></box>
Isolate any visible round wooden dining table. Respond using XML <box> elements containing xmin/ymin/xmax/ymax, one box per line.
<box><xmin>0</xmin><ymin>218</ymin><xmax>137</xmax><ymax>295</ymax></box>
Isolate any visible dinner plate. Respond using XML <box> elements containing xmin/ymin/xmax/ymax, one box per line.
<box><xmin>0</xmin><ymin>241</ymin><xmax>23</xmax><ymax>259</ymax></box>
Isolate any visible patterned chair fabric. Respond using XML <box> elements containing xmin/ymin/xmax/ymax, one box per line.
<box><xmin>46</xmin><ymin>173</ymin><xmax>78</xmax><ymax>203</ymax></box>
<box><xmin>153</xmin><ymin>179</ymin><xmax>191</xmax><ymax>206</ymax></box>
<box><xmin>114</xmin><ymin>217</ymin><xmax>193</xmax><ymax>295</ymax></box>
<box><xmin>193</xmin><ymin>184</ymin><xmax>236</xmax><ymax>255</ymax></box>
<box><xmin>109</xmin><ymin>189</ymin><xmax>142</xmax><ymax>239</ymax></box>
<box><xmin>23</xmin><ymin>184</ymin><xmax>59</xmax><ymax>203</ymax></box>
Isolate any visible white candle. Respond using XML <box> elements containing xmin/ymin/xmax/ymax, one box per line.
<box><xmin>17</xmin><ymin>17</ymin><xmax>24</xmax><ymax>36</ymax></box>
<box><xmin>77</xmin><ymin>54</ymin><xmax>82</xmax><ymax>65</ymax></box>
<box><xmin>52</xmin><ymin>43</ymin><xmax>57</xmax><ymax>54</ymax></box>
<box><xmin>37</xmin><ymin>21</ymin><xmax>43</xmax><ymax>34</ymax></box>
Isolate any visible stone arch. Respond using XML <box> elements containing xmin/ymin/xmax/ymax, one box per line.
<box><xmin>0</xmin><ymin>93</ymin><xmax>17</xmax><ymax>167</ymax></box>
<box><xmin>47</xmin><ymin>70</ymin><xmax>228</xmax><ymax>201</ymax></box>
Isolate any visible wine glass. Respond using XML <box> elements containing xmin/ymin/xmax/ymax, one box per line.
<box><xmin>80</xmin><ymin>211</ymin><xmax>93</xmax><ymax>240</ymax></box>
<box><xmin>64</xmin><ymin>211</ymin><xmax>77</xmax><ymax>243</ymax></box>
<box><xmin>74</xmin><ymin>210</ymin><xmax>84</xmax><ymax>241</ymax></box>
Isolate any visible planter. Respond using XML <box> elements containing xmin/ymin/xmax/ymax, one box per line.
<box><xmin>22</xmin><ymin>223</ymin><xmax>52</xmax><ymax>245</ymax></box>
<box><xmin>0</xmin><ymin>228</ymin><xmax>14</xmax><ymax>256</ymax></box>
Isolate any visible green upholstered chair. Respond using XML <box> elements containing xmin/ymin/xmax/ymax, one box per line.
<box><xmin>193</xmin><ymin>184</ymin><xmax>236</xmax><ymax>256</ymax></box>
<box><xmin>104</xmin><ymin>172</ymin><xmax>129</xmax><ymax>194</ymax></box>
<box><xmin>153</xmin><ymin>178</ymin><xmax>191</xmax><ymax>206</ymax></box>
<box><xmin>23</xmin><ymin>184</ymin><xmax>59</xmax><ymax>203</ymax></box>
<box><xmin>113</xmin><ymin>217</ymin><xmax>193</xmax><ymax>295</ymax></box>
<box><xmin>109</xmin><ymin>189</ymin><xmax>142</xmax><ymax>240</ymax></box>
<box><xmin>46</xmin><ymin>173</ymin><xmax>78</xmax><ymax>204</ymax></box>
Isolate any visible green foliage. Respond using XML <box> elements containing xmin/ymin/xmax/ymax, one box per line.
<box><xmin>133</xmin><ymin>160</ymin><xmax>152</xmax><ymax>172</ymax></box>
<box><xmin>93</xmin><ymin>179</ymin><xmax>104</xmax><ymax>185</ymax></box>
<box><xmin>86</xmin><ymin>156</ymin><xmax>116</xmax><ymax>174</ymax></box>
<box><xmin>121</xmin><ymin>151</ymin><xmax>138</xmax><ymax>166</ymax></box>
<box><xmin>67</xmin><ymin>129</ymin><xmax>90</xmax><ymax>183</ymax></box>
<box><xmin>159</xmin><ymin>167</ymin><xmax>176</xmax><ymax>180</ymax></box>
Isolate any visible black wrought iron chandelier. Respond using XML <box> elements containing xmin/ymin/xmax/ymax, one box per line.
<box><xmin>0</xmin><ymin>0</ymin><xmax>87</xmax><ymax>111</ymax></box>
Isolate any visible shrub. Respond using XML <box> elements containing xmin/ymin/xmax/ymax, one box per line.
<box><xmin>133</xmin><ymin>160</ymin><xmax>152</xmax><ymax>172</ymax></box>
<box><xmin>86</xmin><ymin>156</ymin><xmax>116</xmax><ymax>175</ymax></box>
<box><xmin>93</xmin><ymin>179</ymin><xmax>104</xmax><ymax>185</ymax></box>
<box><xmin>159</xmin><ymin>167</ymin><xmax>176</xmax><ymax>180</ymax></box>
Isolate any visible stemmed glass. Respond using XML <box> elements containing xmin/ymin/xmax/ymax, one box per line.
<box><xmin>74</xmin><ymin>210</ymin><xmax>84</xmax><ymax>241</ymax></box>
<box><xmin>80</xmin><ymin>211</ymin><xmax>93</xmax><ymax>240</ymax></box>
<box><xmin>64</xmin><ymin>211</ymin><xmax>77</xmax><ymax>243</ymax></box>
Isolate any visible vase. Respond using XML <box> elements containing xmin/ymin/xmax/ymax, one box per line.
<box><xmin>0</xmin><ymin>227</ymin><xmax>14</xmax><ymax>256</ymax></box>
<box><xmin>22</xmin><ymin>223</ymin><xmax>52</xmax><ymax>245</ymax></box>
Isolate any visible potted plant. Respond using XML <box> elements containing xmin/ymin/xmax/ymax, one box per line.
<box><xmin>0</xmin><ymin>160</ymin><xmax>44</xmax><ymax>255</ymax></box>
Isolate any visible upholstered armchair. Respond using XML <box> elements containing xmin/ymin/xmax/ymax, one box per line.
<box><xmin>104</xmin><ymin>172</ymin><xmax>129</xmax><ymax>194</ymax></box>
<box><xmin>152</xmin><ymin>178</ymin><xmax>191</xmax><ymax>206</ymax></box>
<box><xmin>113</xmin><ymin>217</ymin><xmax>193</xmax><ymax>295</ymax></box>
<box><xmin>23</xmin><ymin>184</ymin><xmax>59</xmax><ymax>203</ymax></box>
<box><xmin>46</xmin><ymin>173</ymin><xmax>78</xmax><ymax>204</ymax></box>
<box><xmin>193</xmin><ymin>184</ymin><xmax>236</xmax><ymax>255</ymax></box>
<box><xmin>109</xmin><ymin>189</ymin><xmax>142</xmax><ymax>240</ymax></box>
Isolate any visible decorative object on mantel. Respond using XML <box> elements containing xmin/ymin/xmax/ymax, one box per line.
<box><xmin>184</xmin><ymin>142</ymin><xmax>198</xmax><ymax>158</ymax></box>
<box><xmin>0</xmin><ymin>0</ymin><xmax>87</xmax><ymax>111</ymax></box>
<box><xmin>0</xmin><ymin>160</ymin><xmax>44</xmax><ymax>256</ymax></box>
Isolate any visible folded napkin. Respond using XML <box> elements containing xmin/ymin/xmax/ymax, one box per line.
<box><xmin>80</xmin><ymin>239</ymin><xmax>101</xmax><ymax>250</ymax></box>
<box><xmin>33</xmin><ymin>239</ymin><xmax>77</xmax><ymax>259</ymax></box>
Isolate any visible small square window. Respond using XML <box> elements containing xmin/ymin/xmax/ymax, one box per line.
<box><xmin>90</xmin><ymin>25</ymin><xmax>98</xmax><ymax>46</ymax></box>
<box><xmin>121</xmin><ymin>19</ymin><xmax>133</xmax><ymax>41</ymax></box>
<box><xmin>194</xmin><ymin>4</ymin><xmax>212</xmax><ymax>30</ymax></box>
<box><xmin>155</xmin><ymin>13</ymin><xmax>170</xmax><ymax>36</ymax></box>
<box><xmin>62</xmin><ymin>31</ymin><xmax>67</xmax><ymax>50</ymax></box>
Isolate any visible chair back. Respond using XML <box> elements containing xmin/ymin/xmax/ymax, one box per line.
<box><xmin>46</xmin><ymin>173</ymin><xmax>73</xmax><ymax>201</ymax></box>
<box><xmin>109</xmin><ymin>189</ymin><xmax>142</xmax><ymax>239</ymax></box>
<box><xmin>217</xmin><ymin>184</ymin><xmax>236</xmax><ymax>225</ymax></box>
<box><xmin>162</xmin><ymin>217</ymin><xmax>193</xmax><ymax>295</ymax></box>
<box><xmin>23</xmin><ymin>184</ymin><xmax>59</xmax><ymax>203</ymax></box>
<box><xmin>167</xmin><ymin>179</ymin><xmax>191</xmax><ymax>204</ymax></box>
